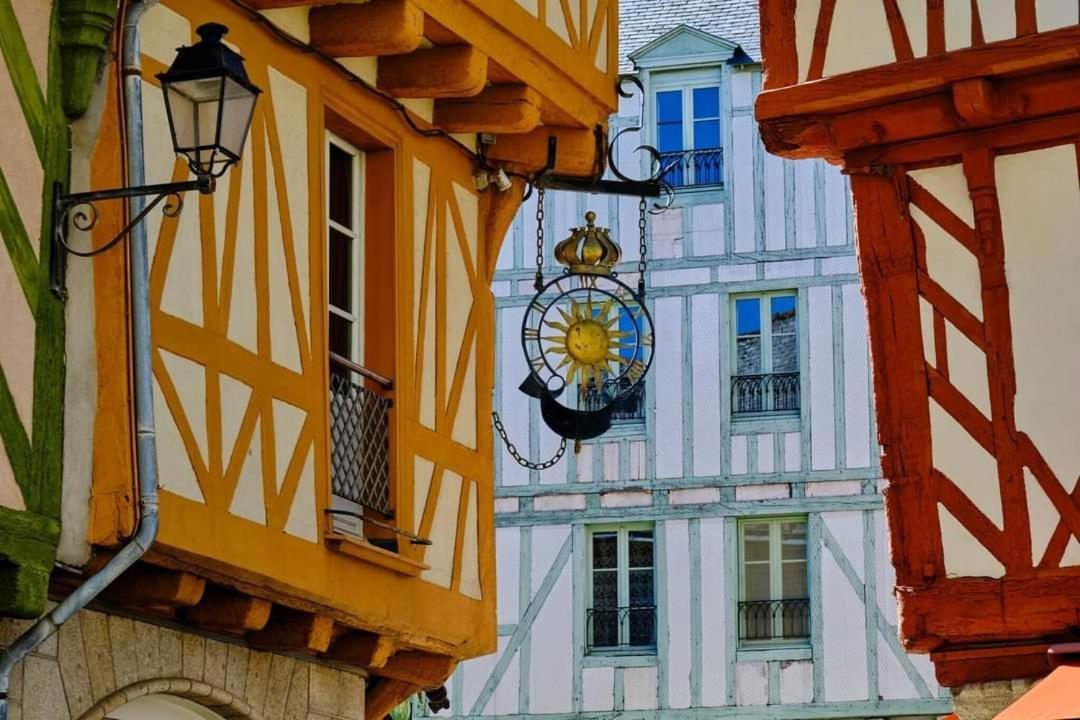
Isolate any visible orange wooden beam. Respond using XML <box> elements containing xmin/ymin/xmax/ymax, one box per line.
<box><xmin>366</xmin><ymin>679</ymin><xmax>419</xmax><ymax>720</ymax></box>
<box><xmin>378</xmin><ymin>45</ymin><xmax>488</xmax><ymax>98</ymax></box>
<box><xmin>485</xmin><ymin>127</ymin><xmax>599</xmax><ymax>177</ymax></box>
<box><xmin>374</xmin><ymin>650</ymin><xmax>457</xmax><ymax>687</ymax></box>
<box><xmin>434</xmin><ymin>85</ymin><xmax>541</xmax><ymax>134</ymax></box>
<box><xmin>185</xmin><ymin>586</ymin><xmax>272</xmax><ymax>633</ymax></box>
<box><xmin>103</xmin><ymin>565</ymin><xmax>206</xmax><ymax>608</ymax></box>
<box><xmin>249</xmin><ymin>609</ymin><xmax>335</xmax><ymax>653</ymax></box>
<box><xmin>325</xmin><ymin>632</ymin><xmax>398</xmax><ymax>668</ymax></box>
<box><xmin>310</xmin><ymin>0</ymin><xmax>424</xmax><ymax>57</ymax></box>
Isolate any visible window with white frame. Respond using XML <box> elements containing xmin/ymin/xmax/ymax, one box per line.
<box><xmin>738</xmin><ymin>517</ymin><xmax>809</xmax><ymax>646</ymax></box>
<box><xmin>587</xmin><ymin>524</ymin><xmax>656</xmax><ymax>653</ymax></box>
<box><xmin>654</xmin><ymin>81</ymin><xmax>722</xmax><ymax>187</ymax></box>
<box><xmin>731</xmin><ymin>292</ymin><xmax>800</xmax><ymax>416</ymax></box>
<box><xmin>327</xmin><ymin>132</ymin><xmax>365</xmax><ymax>366</ymax></box>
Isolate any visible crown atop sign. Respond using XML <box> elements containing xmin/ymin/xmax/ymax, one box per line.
<box><xmin>553</xmin><ymin>211</ymin><xmax>622</xmax><ymax>275</ymax></box>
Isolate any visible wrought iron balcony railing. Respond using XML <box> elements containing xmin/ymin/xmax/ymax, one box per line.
<box><xmin>738</xmin><ymin>598</ymin><xmax>810</xmax><ymax>642</ymax></box>
<box><xmin>658</xmin><ymin>147</ymin><xmax>724</xmax><ymax>188</ymax></box>
<box><xmin>586</xmin><ymin>605</ymin><xmax>657</xmax><ymax>652</ymax></box>
<box><xmin>579</xmin><ymin>377</ymin><xmax>646</xmax><ymax>422</ymax></box>
<box><xmin>330</xmin><ymin>352</ymin><xmax>393</xmax><ymax>517</ymax></box>
<box><xmin>731</xmin><ymin>372</ymin><xmax>800</xmax><ymax>416</ymax></box>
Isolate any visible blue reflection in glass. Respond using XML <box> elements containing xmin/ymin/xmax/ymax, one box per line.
<box><xmin>736</xmin><ymin>298</ymin><xmax>761</xmax><ymax>335</ymax></box>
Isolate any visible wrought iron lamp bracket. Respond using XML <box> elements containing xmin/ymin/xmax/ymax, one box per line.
<box><xmin>49</xmin><ymin>175</ymin><xmax>214</xmax><ymax>299</ymax></box>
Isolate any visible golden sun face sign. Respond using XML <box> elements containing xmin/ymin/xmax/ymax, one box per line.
<box><xmin>521</xmin><ymin>274</ymin><xmax>654</xmax><ymax>407</ymax></box>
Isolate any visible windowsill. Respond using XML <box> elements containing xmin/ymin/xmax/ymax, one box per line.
<box><xmin>583</xmin><ymin>650</ymin><xmax>658</xmax><ymax>668</ymax></box>
<box><xmin>325</xmin><ymin>532</ymin><xmax>429</xmax><ymax>577</ymax></box>
<box><xmin>736</xmin><ymin>645</ymin><xmax>812</xmax><ymax>663</ymax></box>
<box><xmin>731</xmin><ymin>413</ymin><xmax>801</xmax><ymax>432</ymax></box>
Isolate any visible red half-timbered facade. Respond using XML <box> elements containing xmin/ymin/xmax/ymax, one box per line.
<box><xmin>755</xmin><ymin>0</ymin><xmax>1080</xmax><ymax>691</ymax></box>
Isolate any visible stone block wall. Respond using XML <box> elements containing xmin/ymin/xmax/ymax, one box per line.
<box><xmin>1</xmin><ymin>608</ymin><xmax>365</xmax><ymax>720</ymax></box>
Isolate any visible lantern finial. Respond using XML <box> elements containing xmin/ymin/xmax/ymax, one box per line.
<box><xmin>554</xmin><ymin>211</ymin><xmax>621</xmax><ymax>275</ymax></box>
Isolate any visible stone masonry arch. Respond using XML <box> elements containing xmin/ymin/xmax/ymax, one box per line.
<box><xmin>78</xmin><ymin>678</ymin><xmax>258</xmax><ymax>719</ymax></box>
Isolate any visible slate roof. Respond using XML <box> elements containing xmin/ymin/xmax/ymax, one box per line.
<box><xmin>619</xmin><ymin>0</ymin><xmax>761</xmax><ymax>71</ymax></box>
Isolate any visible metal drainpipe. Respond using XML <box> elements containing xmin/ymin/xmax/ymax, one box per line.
<box><xmin>0</xmin><ymin>2</ymin><xmax>161</xmax><ymax>716</ymax></box>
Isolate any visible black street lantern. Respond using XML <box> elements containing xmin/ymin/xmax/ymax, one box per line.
<box><xmin>158</xmin><ymin>22</ymin><xmax>261</xmax><ymax>178</ymax></box>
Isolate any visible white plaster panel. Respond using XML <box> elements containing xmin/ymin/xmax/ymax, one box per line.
<box><xmin>976</xmin><ymin>0</ymin><xmax>1016</xmax><ymax>43</ymax></box>
<box><xmin>594</xmin><ymin>19</ymin><xmax>608</xmax><ymax>73</ymax></box>
<box><xmin>0</xmin><ymin>248</ymin><xmax>34</xmax><ymax>432</ymax></box>
<box><xmin>691</xmin><ymin>203</ymin><xmax>724</xmax><ymax>256</ymax></box>
<box><xmin>445</xmin><ymin>205</ymin><xmax>472</xmax><ymax>409</ymax></box>
<box><xmin>259</xmin><ymin>7</ymin><xmax>310</xmax><ymax>42</ymax></box>
<box><xmin>623</xmin><ymin>666</ymin><xmax>658</xmax><ymax>710</ymax></box>
<box><xmin>946</xmin><ymin>319</ymin><xmax>991</xmax><ymax>417</ymax></box>
<box><xmin>945</xmin><ymin>0</ymin><xmax>973</xmax><ymax>50</ymax></box>
<box><xmin>806</xmin><ymin>479</ymin><xmax>862</xmax><ymax>497</ymax></box>
<box><xmin>779</xmin><ymin>660</ymin><xmax>814</xmax><ymax>704</ymax></box>
<box><xmin>784</xmin><ymin>432</ymin><xmax>801</xmax><ymax>472</ymax></box>
<box><xmin>822</xmin><ymin>539</ymin><xmax>868</xmax><ymax>701</ymax></box>
<box><xmin>669</xmin><ymin>487</ymin><xmax>721</xmax><ymax>505</ymax></box>
<box><xmin>0</xmin><ymin>46</ymin><xmax>42</xmax><ymax>265</ymax></box>
<box><xmin>462</xmin><ymin>640</ymin><xmax>496</xmax><ymax>715</ymax></box>
<box><xmin>939</xmin><ymin>504</ymin><xmax>1005</xmax><ymax>578</ymax></box>
<box><xmin>998</xmin><ymin>145</ymin><xmax>1080</xmax><ymax>502</ymax></box>
<box><xmin>533</xmin><ymin>494</ymin><xmax>586</xmax><ymax>511</ymax></box>
<box><xmin>421</xmin><ymin>470</ymin><xmax>463</xmax><ymax>588</ymax></box>
<box><xmin>930</xmin><ymin>399</ymin><xmax>1002</xmax><ymax>527</ymax></box>
<box><xmin>600</xmin><ymin>491</ymin><xmax>652</xmax><ymax>508</ymax></box>
<box><xmin>652</xmin><ymin>206</ymin><xmax>684</xmax><ymax>259</ymax></box>
<box><xmin>764</xmin><ymin>152</ymin><xmax>787</xmax><ymax>251</ymax></box>
<box><xmin>654</xmin><ymin>296</ymin><xmax>684</xmax><ymax>478</ymax></box>
<box><xmin>417</xmin><ymin>163</ymin><xmax>437</xmax><ymax>430</ymax></box>
<box><xmin>529</xmin><ymin>528</ymin><xmax>573</xmax><ymax>713</ymax></box>
<box><xmin>795</xmin><ymin>161</ymin><xmax>817</xmax><ymax>248</ymax></box>
<box><xmin>226</xmin><ymin>134</ymin><xmax>258</xmax><ymax>353</ymax></box>
<box><xmin>821</xmin><ymin>255</ymin><xmax>858</xmax><ymax>275</ymax></box>
<box><xmin>897</xmin><ymin>0</ymin><xmax>929</xmax><ymax>57</ymax></box>
<box><xmin>757</xmin><ymin>433</ymin><xmax>775</xmax><ymax>474</ymax></box>
<box><xmin>229</xmin><ymin>417</ymin><xmax>265</xmax><ymax>525</ymax></box>
<box><xmin>919</xmin><ymin>296</ymin><xmax>936</xmax><ymax>367</ymax></box>
<box><xmin>141</xmin><ymin>3</ymin><xmax>191</xmax><ymax>65</ymax></box>
<box><xmin>582</xmin><ymin>666</ymin><xmax>614</xmax><ymax>712</ymax></box>
<box><xmin>491</xmin><ymin>280</ymin><xmax>512</xmax><ymax>296</ymax></box>
<box><xmin>700</xmin><ymin>518</ymin><xmax>727</xmax><ymax>705</ymax></box>
<box><xmin>734</xmin><ymin>661</ymin><xmax>768</xmax><ymax>706</ymax></box>
<box><xmin>666</xmin><ymin>520</ymin><xmax>692</xmax><ymax>708</ymax></box>
<box><xmin>271</xmin><ymin>398</ymin><xmax>305</xmax><ymax>493</ymax></box>
<box><xmin>735</xmin><ymin>484</ymin><xmax>789</xmax><ymax>501</ymax></box>
<box><xmin>498</xmin><ymin>306</ymin><xmax>529</xmax><ymax>486</ymax></box>
<box><xmin>283</xmin><ymin>446</ymin><xmax>316</xmax><ymax>542</ymax></box>
<box><xmin>731</xmin><ymin>70</ymin><xmax>754</xmax><ymax>108</ymax></box>
<box><xmin>808</xmin><ymin>285</ymin><xmax>836</xmax><ymax>469</ymax></box>
<box><xmin>842</xmin><ymin>283</ymin><xmax>872</xmax><ymax>468</ymax></box>
<box><xmin>651</xmin><ymin>267</ymin><xmax>710</xmax><ymax>287</ymax></box>
<box><xmin>909</xmin><ymin>163</ymin><xmax>975</xmax><ymax>225</ymax></box>
<box><xmin>877</xmin><ymin>636</ymin><xmax>921</xmax><ymax>701</ymax></box>
<box><xmin>824</xmin><ymin>0</ymin><xmax>895</xmax><ymax>78</ymax></box>
<box><xmin>516</xmin><ymin>0</ymin><xmax>539</xmax><ymax>15</ymax></box>
<box><xmin>545</xmin><ymin>0</ymin><xmax>572</xmax><ymax>44</ymax></box>
<box><xmin>795</xmin><ymin>0</ymin><xmax>822</xmax><ymax>82</ymax></box>
<box><xmin>265</xmin><ymin>133</ymin><xmax>303</xmax><ymax>372</ymax></box>
<box><xmin>692</xmin><ymin>294</ymin><xmax>722</xmax><ymax>476</ymax></box>
<box><xmin>732</xmin><ymin>115</ymin><xmax>756</xmax><ymax>252</ymax></box>
<box><xmin>912</xmin><ymin>204</ymin><xmax>983</xmax><ymax>320</ymax></box>
<box><xmin>763</xmin><ymin>259</ymin><xmax>814</xmax><ymax>279</ymax></box>
<box><xmin>1037</xmin><ymin>0</ymin><xmax>1080</xmax><ymax>30</ymax></box>
<box><xmin>602</xmin><ymin>442</ymin><xmax>619</xmax><ymax>482</ymax></box>
<box><xmin>152</xmin><ymin>377</ymin><xmax>204</xmax><ymax>503</ymax></box>
<box><xmin>494</xmin><ymin>497</ymin><xmax>519</xmax><ymax>514</ymax></box>
<box><xmin>824</xmin><ymin>165</ymin><xmax>849</xmax><ymax>245</ymax></box>
<box><xmin>495</xmin><ymin>527</ymin><xmax>519</xmax><ymax>624</ymax></box>
<box><xmin>160</xmin><ymin>351</ymin><xmax>208</xmax><ymax>464</ymax></box>
<box><xmin>629</xmin><ymin>440</ymin><xmax>646</xmax><ymax>481</ymax></box>
<box><xmin>731</xmin><ymin>434</ymin><xmax>748</xmax><ymax>475</ymax></box>
<box><xmin>452</xmin><ymin>344</ymin><xmax>478</xmax><ymax>450</ymax></box>
<box><xmin>414</xmin><ymin>455</ymin><xmax>435</xmax><ymax>532</ymax></box>
<box><xmin>717</xmin><ymin>263</ymin><xmax>756</xmax><ymax>283</ymax></box>
<box><xmin>460</xmin><ymin>482</ymin><xmax>482</xmax><ymax>599</ymax></box>
<box><xmin>825</xmin><ymin>511</ymin><xmax>864</xmax><ymax>584</ymax></box>
<box><xmin>576</xmin><ymin>442</ymin><xmax>594</xmax><ymax>483</ymax></box>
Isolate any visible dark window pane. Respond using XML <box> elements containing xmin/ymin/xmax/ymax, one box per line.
<box><xmin>329</xmin><ymin>144</ymin><xmax>353</xmax><ymax>228</ymax></box>
<box><xmin>591</xmin><ymin>608</ymin><xmax>619</xmax><ymax>648</ymax></box>
<box><xmin>692</xmin><ymin>86</ymin><xmax>720</xmax><ymax>118</ymax></box>
<box><xmin>629</xmin><ymin>606</ymin><xmax>655</xmax><ymax>647</ymax></box>
<box><xmin>329</xmin><ymin>313</ymin><xmax>351</xmax><ymax>358</ymax></box>
<box><xmin>629</xmin><ymin>530</ymin><xmax>653</xmax><ymax>568</ymax></box>
<box><xmin>693</xmin><ymin>119</ymin><xmax>720</xmax><ymax>150</ymax></box>
<box><xmin>771</xmin><ymin>295</ymin><xmax>797</xmax><ymax>334</ymax></box>
<box><xmin>737</xmin><ymin>336</ymin><xmax>762</xmax><ymax>375</ymax></box>
<box><xmin>782</xmin><ymin>560</ymin><xmax>807</xmax><ymax>599</ymax></box>
<box><xmin>657</xmin><ymin>122</ymin><xmax>683</xmax><ymax>153</ymax></box>
<box><xmin>629</xmin><ymin>568</ymin><xmax>654</xmax><ymax>606</ymax></box>
<box><xmin>592</xmin><ymin>532</ymin><xmax>617</xmax><ymax>569</ymax></box>
<box><xmin>329</xmin><ymin>228</ymin><xmax>353</xmax><ymax>311</ymax></box>
<box><xmin>592</xmin><ymin>570</ymin><xmax>617</xmax><ymax>608</ymax></box>
<box><xmin>735</xmin><ymin>298</ymin><xmax>761</xmax><ymax>336</ymax></box>
<box><xmin>772</xmin><ymin>334</ymin><xmax>797</xmax><ymax>373</ymax></box>
<box><xmin>743</xmin><ymin>523</ymin><xmax>769</xmax><ymax>561</ymax></box>
<box><xmin>656</xmin><ymin>90</ymin><xmax>682</xmax><ymax>122</ymax></box>
<box><xmin>781</xmin><ymin>521</ymin><xmax>807</xmax><ymax>560</ymax></box>
<box><xmin>744</xmin><ymin>562</ymin><xmax>771</xmax><ymax>601</ymax></box>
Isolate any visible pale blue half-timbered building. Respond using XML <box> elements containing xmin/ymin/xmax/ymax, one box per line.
<box><xmin>435</xmin><ymin>2</ymin><xmax>953</xmax><ymax>719</ymax></box>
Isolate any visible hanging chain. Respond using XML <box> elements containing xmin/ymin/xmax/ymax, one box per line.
<box><xmin>636</xmin><ymin>196</ymin><xmax>648</xmax><ymax>299</ymax></box>
<box><xmin>492</xmin><ymin>412</ymin><xmax>567</xmax><ymax>470</ymax></box>
<box><xmin>534</xmin><ymin>187</ymin><xmax>546</xmax><ymax>291</ymax></box>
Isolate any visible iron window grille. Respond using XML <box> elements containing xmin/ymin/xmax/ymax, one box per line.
<box><xmin>658</xmin><ymin>148</ymin><xmax>724</xmax><ymax>188</ymax></box>
<box><xmin>731</xmin><ymin>372</ymin><xmax>800</xmax><ymax>415</ymax></box>
<box><xmin>587</xmin><ymin>606</ymin><xmax>657</xmax><ymax>652</ymax></box>
<box><xmin>330</xmin><ymin>352</ymin><xmax>393</xmax><ymax>520</ymax></box>
<box><xmin>738</xmin><ymin>598</ymin><xmax>811</xmax><ymax>642</ymax></box>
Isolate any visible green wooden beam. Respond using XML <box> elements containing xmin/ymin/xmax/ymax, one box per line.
<box><xmin>0</xmin><ymin>0</ymin><xmax>47</xmax><ymax>160</ymax></box>
<box><xmin>0</xmin><ymin>167</ymin><xmax>40</xmax><ymax>317</ymax></box>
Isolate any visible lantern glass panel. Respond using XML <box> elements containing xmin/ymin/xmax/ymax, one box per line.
<box><xmin>165</xmin><ymin>76</ymin><xmax>223</xmax><ymax>172</ymax></box>
<box><xmin>218</xmin><ymin>76</ymin><xmax>258</xmax><ymax>160</ymax></box>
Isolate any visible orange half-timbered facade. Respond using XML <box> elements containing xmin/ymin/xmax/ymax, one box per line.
<box><xmin>755</xmin><ymin>0</ymin><xmax>1080</xmax><ymax>706</ymax></box>
<box><xmin>0</xmin><ymin>1</ymin><xmax>619</xmax><ymax>718</ymax></box>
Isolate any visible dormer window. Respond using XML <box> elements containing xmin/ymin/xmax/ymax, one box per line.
<box><xmin>654</xmin><ymin>84</ymin><xmax>723</xmax><ymax>188</ymax></box>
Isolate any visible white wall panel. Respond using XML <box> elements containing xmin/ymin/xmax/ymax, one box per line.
<box><xmin>499</xmin><ymin>306</ymin><xmax>529</xmax><ymax>486</ymax></box>
<box><xmin>808</xmin><ymin>286</ymin><xmax>836</xmax><ymax>469</ymax></box>
<box><xmin>666</xmin><ymin>520</ymin><xmax>692</xmax><ymax>708</ymax></box>
<box><xmin>699</xmin><ymin>519</ymin><xmax>727</xmax><ymax>705</ymax></box>
<box><xmin>779</xmin><ymin>660</ymin><xmax>813</xmax><ymax>704</ymax></box>
<box><xmin>731</xmin><ymin>434</ymin><xmax>748</xmax><ymax>475</ymax></box>
<box><xmin>582</xmin><ymin>667</ymin><xmax>614</xmax><ymax>712</ymax></box>
<box><xmin>794</xmin><ymin>161</ymin><xmax>817</xmax><ymax>248</ymax></box>
<box><xmin>496</xmin><ymin>528</ymin><xmax>520</xmax><ymax>624</ymax></box>
<box><xmin>734</xmin><ymin>662</ymin><xmax>768</xmax><ymax>706</ymax></box>
<box><xmin>842</xmin><ymin>284</ymin><xmax>871</xmax><ymax>468</ymax></box>
<box><xmin>732</xmin><ymin>115</ymin><xmax>756</xmax><ymax>252</ymax></box>
<box><xmin>692</xmin><ymin>295</ymin><xmax>722</xmax><ymax>476</ymax></box>
<box><xmin>824</xmin><ymin>165</ymin><xmax>849</xmax><ymax>246</ymax></box>
<box><xmin>528</xmin><ymin>526</ymin><xmax>573</xmax><ymax>713</ymax></box>
<box><xmin>655</xmin><ymin>297</ymin><xmax>684</xmax><ymax>478</ymax></box>
<box><xmin>764</xmin><ymin>152</ymin><xmax>787</xmax><ymax>251</ymax></box>
<box><xmin>623</xmin><ymin>666</ymin><xmax>658</xmax><ymax>710</ymax></box>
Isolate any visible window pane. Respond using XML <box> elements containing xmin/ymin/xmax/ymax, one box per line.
<box><xmin>629</xmin><ymin>606</ymin><xmax>656</xmax><ymax>647</ymax></box>
<box><xmin>771</xmin><ymin>296</ymin><xmax>797</xmax><ymax>334</ymax></box>
<box><xmin>737</xmin><ymin>337</ymin><xmax>762</xmax><ymax>375</ymax></box>
<box><xmin>592</xmin><ymin>569</ymin><xmax>617</xmax><ymax>607</ymax></box>
<box><xmin>657</xmin><ymin>90</ymin><xmax>682</xmax><ymax>122</ymax></box>
<box><xmin>329</xmin><ymin>144</ymin><xmax>353</xmax><ymax>228</ymax></box>
<box><xmin>591</xmin><ymin>608</ymin><xmax>619</xmax><ymax>648</ymax></box>
<box><xmin>629</xmin><ymin>530</ymin><xmax>653</xmax><ymax>568</ymax></box>
<box><xmin>735</xmin><ymin>298</ymin><xmax>761</xmax><ymax>336</ymax></box>
<box><xmin>328</xmin><ymin>228</ymin><xmax>353</xmax><ymax>311</ymax></box>
<box><xmin>744</xmin><ymin>562</ymin><xmax>771</xmax><ymax>601</ymax></box>
<box><xmin>772</xmin><ymin>334</ymin><xmax>797</xmax><ymax>373</ymax></box>
<box><xmin>743</xmin><ymin>523</ymin><xmax>769</xmax><ymax>561</ymax></box>
<box><xmin>629</xmin><ymin>568</ymin><xmax>654</xmax><ymax>606</ymax></box>
<box><xmin>592</xmin><ymin>532</ymin><xmax>617</xmax><ymax>569</ymax></box>
<box><xmin>619</xmin><ymin>308</ymin><xmax>643</xmax><ymax>363</ymax></box>
<box><xmin>658</xmin><ymin>122</ymin><xmax>683</xmax><ymax>153</ymax></box>
<box><xmin>782</xmin><ymin>560</ymin><xmax>808</xmax><ymax>599</ymax></box>
<box><xmin>329</xmin><ymin>314</ymin><xmax>351</xmax><ymax>358</ymax></box>
<box><xmin>693</xmin><ymin>119</ymin><xmax>720</xmax><ymax>150</ymax></box>
<box><xmin>781</xmin><ymin>522</ymin><xmax>807</xmax><ymax>559</ymax></box>
<box><xmin>692</xmin><ymin>87</ymin><xmax>720</xmax><ymax>119</ymax></box>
